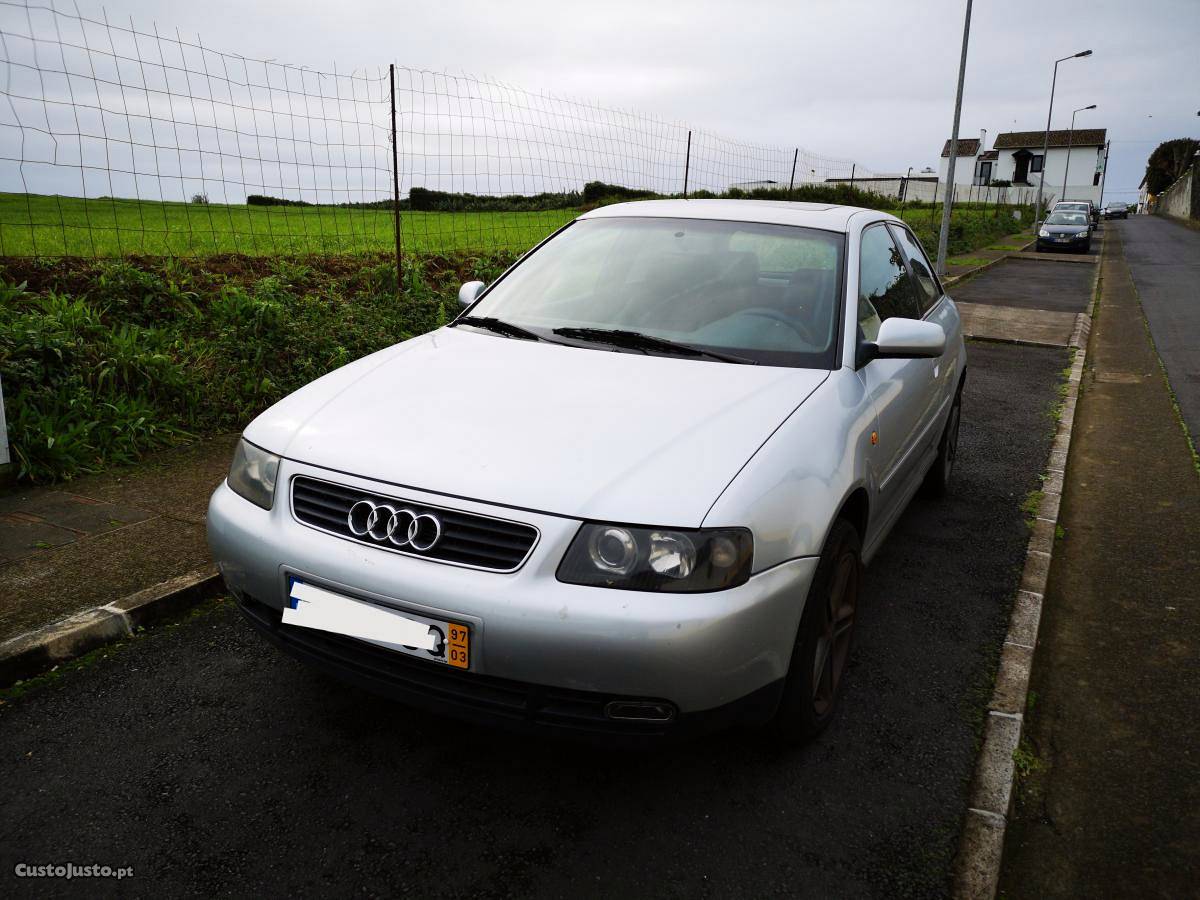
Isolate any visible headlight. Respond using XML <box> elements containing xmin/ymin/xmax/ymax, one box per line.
<box><xmin>227</xmin><ymin>438</ymin><xmax>280</xmax><ymax>510</ymax></box>
<box><xmin>1038</xmin><ymin>229</ymin><xmax>1050</xmax><ymax>237</ymax></box>
<box><xmin>557</xmin><ymin>523</ymin><xmax>752</xmax><ymax>592</ymax></box>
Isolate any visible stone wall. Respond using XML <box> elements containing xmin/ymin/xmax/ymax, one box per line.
<box><xmin>1155</xmin><ymin>153</ymin><xmax>1200</xmax><ymax>222</ymax></box>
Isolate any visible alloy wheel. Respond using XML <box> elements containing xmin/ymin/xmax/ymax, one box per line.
<box><xmin>811</xmin><ymin>550</ymin><xmax>858</xmax><ymax>717</ymax></box>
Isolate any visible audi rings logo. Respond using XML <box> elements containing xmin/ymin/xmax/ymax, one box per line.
<box><xmin>347</xmin><ymin>500</ymin><xmax>443</xmax><ymax>552</ymax></box>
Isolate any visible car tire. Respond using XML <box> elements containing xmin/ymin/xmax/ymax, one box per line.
<box><xmin>768</xmin><ymin>518</ymin><xmax>862</xmax><ymax>745</ymax></box>
<box><xmin>922</xmin><ymin>386</ymin><xmax>962</xmax><ymax>498</ymax></box>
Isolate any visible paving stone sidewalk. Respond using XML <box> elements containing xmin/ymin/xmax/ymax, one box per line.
<box><xmin>0</xmin><ymin>434</ymin><xmax>236</xmax><ymax>643</ymax></box>
<box><xmin>999</xmin><ymin>225</ymin><xmax>1200</xmax><ymax>896</ymax></box>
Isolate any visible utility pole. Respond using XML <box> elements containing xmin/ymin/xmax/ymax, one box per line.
<box><xmin>1097</xmin><ymin>139</ymin><xmax>1111</xmax><ymax>209</ymax></box>
<box><xmin>936</xmin><ymin>0</ymin><xmax>973</xmax><ymax>275</ymax></box>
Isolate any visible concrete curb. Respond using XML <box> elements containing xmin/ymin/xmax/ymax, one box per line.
<box><xmin>0</xmin><ymin>567</ymin><xmax>221</xmax><ymax>687</ymax></box>
<box><xmin>951</xmin><ymin>237</ymin><xmax>1101</xmax><ymax>898</ymax></box>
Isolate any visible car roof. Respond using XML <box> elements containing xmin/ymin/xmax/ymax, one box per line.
<box><xmin>577</xmin><ymin>199</ymin><xmax>897</xmax><ymax>232</ymax></box>
<box><xmin>1054</xmin><ymin>201</ymin><xmax>1091</xmax><ymax>207</ymax></box>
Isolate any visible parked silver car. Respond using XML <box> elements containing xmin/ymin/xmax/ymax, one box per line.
<box><xmin>207</xmin><ymin>200</ymin><xmax>966</xmax><ymax>742</ymax></box>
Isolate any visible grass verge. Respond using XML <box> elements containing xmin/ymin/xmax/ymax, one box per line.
<box><xmin>0</xmin><ymin>251</ymin><xmax>514</xmax><ymax>481</ymax></box>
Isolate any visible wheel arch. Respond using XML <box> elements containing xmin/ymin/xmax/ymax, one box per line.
<box><xmin>833</xmin><ymin>487</ymin><xmax>870</xmax><ymax>544</ymax></box>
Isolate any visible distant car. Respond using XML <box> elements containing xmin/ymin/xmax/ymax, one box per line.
<box><xmin>1037</xmin><ymin>211</ymin><xmax>1092</xmax><ymax>253</ymax></box>
<box><xmin>1053</xmin><ymin>200</ymin><xmax>1098</xmax><ymax>228</ymax></box>
<box><xmin>208</xmin><ymin>199</ymin><xmax>968</xmax><ymax>743</ymax></box>
<box><xmin>1103</xmin><ymin>202</ymin><xmax>1129</xmax><ymax>220</ymax></box>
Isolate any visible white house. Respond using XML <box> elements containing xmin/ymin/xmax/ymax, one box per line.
<box><xmin>937</xmin><ymin>128</ymin><xmax>1108</xmax><ymax>205</ymax></box>
<box><xmin>937</xmin><ymin>131</ymin><xmax>987</xmax><ymax>186</ymax></box>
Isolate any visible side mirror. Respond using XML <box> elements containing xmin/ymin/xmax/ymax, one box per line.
<box><xmin>858</xmin><ymin>318</ymin><xmax>946</xmax><ymax>366</ymax></box>
<box><xmin>458</xmin><ymin>280</ymin><xmax>485</xmax><ymax>309</ymax></box>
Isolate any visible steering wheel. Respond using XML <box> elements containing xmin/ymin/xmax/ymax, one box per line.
<box><xmin>732</xmin><ymin>307</ymin><xmax>818</xmax><ymax>347</ymax></box>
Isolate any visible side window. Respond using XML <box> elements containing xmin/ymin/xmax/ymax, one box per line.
<box><xmin>858</xmin><ymin>224</ymin><xmax>921</xmax><ymax>341</ymax></box>
<box><xmin>890</xmin><ymin>225</ymin><xmax>941</xmax><ymax>313</ymax></box>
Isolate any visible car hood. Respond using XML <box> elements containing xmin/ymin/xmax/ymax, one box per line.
<box><xmin>1043</xmin><ymin>224</ymin><xmax>1089</xmax><ymax>234</ymax></box>
<box><xmin>245</xmin><ymin>327</ymin><xmax>828</xmax><ymax>526</ymax></box>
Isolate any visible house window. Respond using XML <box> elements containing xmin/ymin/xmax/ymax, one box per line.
<box><xmin>1030</xmin><ymin>155</ymin><xmax>1044</xmax><ymax>173</ymax></box>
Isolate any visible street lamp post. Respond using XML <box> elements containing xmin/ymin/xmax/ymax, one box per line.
<box><xmin>1033</xmin><ymin>49</ymin><xmax>1092</xmax><ymax>222</ymax></box>
<box><xmin>1062</xmin><ymin>104</ymin><xmax>1097</xmax><ymax>200</ymax></box>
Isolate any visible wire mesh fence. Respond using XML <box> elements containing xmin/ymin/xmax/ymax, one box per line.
<box><xmin>0</xmin><ymin>1</ymin><xmax>1023</xmax><ymax>265</ymax></box>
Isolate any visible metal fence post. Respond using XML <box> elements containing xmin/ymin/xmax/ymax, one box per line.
<box><xmin>789</xmin><ymin>148</ymin><xmax>798</xmax><ymax>196</ymax></box>
<box><xmin>849</xmin><ymin>163</ymin><xmax>856</xmax><ymax>191</ymax></box>
<box><xmin>683</xmin><ymin>130</ymin><xmax>692</xmax><ymax>198</ymax></box>
<box><xmin>389</xmin><ymin>64</ymin><xmax>402</xmax><ymax>292</ymax></box>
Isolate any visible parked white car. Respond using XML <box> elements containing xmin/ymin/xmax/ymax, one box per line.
<box><xmin>207</xmin><ymin>200</ymin><xmax>966</xmax><ymax>743</ymax></box>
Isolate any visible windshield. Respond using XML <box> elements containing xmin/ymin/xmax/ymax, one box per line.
<box><xmin>1056</xmin><ymin>204</ymin><xmax>1089</xmax><ymax>212</ymax></box>
<box><xmin>1046</xmin><ymin>212</ymin><xmax>1089</xmax><ymax>226</ymax></box>
<box><xmin>464</xmin><ymin>217</ymin><xmax>844</xmax><ymax>368</ymax></box>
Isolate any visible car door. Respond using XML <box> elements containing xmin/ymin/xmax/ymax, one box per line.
<box><xmin>856</xmin><ymin>223</ymin><xmax>935</xmax><ymax>526</ymax></box>
<box><xmin>888</xmin><ymin>223</ymin><xmax>960</xmax><ymax>450</ymax></box>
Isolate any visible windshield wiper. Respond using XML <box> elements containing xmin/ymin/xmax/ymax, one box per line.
<box><xmin>552</xmin><ymin>327</ymin><xmax>757</xmax><ymax>365</ymax></box>
<box><xmin>454</xmin><ymin>316</ymin><xmax>548</xmax><ymax>342</ymax></box>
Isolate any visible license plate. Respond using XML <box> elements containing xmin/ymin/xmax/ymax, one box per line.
<box><xmin>1055</xmin><ymin>236</ymin><xmax>1071</xmax><ymax>242</ymax></box>
<box><xmin>284</xmin><ymin>579</ymin><xmax>469</xmax><ymax>669</ymax></box>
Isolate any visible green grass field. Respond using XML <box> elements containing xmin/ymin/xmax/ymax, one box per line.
<box><xmin>0</xmin><ymin>193</ymin><xmax>576</xmax><ymax>257</ymax></box>
<box><xmin>0</xmin><ymin>192</ymin><xmax>1031</xmax><ymax>260</ymax></box>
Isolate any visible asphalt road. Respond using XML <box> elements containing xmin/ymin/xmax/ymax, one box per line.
<box><xmin>0</xmin><ymin>342</ymin><xmax>1065</xmax><ymax>900</ymax></box>
<box><xmin>1115</xmin><ymin>215</ymin><xmax>1200</xmax><ymax>442</ymax></box>
<box><xmin>951</xmin><ymin>257</ymin><xmax>1094</xmax><ymax>314</ymax></box>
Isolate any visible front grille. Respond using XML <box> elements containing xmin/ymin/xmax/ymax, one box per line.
<box><xmin>290</xmin><ymin>475</ymin><xmax>538</xmax><ymax>572</ymax></box>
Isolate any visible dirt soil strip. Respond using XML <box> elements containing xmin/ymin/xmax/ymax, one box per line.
<box><xmin>951</xmin><ymin>250</ymin><xmax>1098</xmax><ymax>897</ymax></box>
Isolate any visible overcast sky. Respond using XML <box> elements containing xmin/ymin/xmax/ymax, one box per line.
<box><xmin>6</xmin><ymin>0</ymin><xmax>1200</xmax><ymax>202</ymax></box>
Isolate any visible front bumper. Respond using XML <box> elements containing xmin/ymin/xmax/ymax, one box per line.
<box><xmin>1037</xmin><ymin>234</ymin><xmax>1090</xmax><ymax>251</ymax></box>
<box><xmin>207</xmin><ymin>461</ymin><xmax>818</xmax><ymax>726</ymax></box>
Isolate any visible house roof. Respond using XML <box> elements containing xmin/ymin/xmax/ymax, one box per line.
<box><xmin>979</xmin><ymin>150</ymin><xmax>999</xmax><ymax>160</ymax></box>
<box><xmin>994</xmin><ymin>129</ymin><xmax>1107</xmax><ymax>150</ymax></box>
<box><xmin>940</xmin><ymin>138</ymin><xmax>981</xmax><ymax>158</ymax></box>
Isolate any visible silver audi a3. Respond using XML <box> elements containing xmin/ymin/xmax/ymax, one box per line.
<box><xmin>207</xmin><ymin>200</ymin><xmax>965</xmax><ymax>742</ymax></box>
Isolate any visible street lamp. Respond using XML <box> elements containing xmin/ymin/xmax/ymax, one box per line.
<box><xmin>1033</xmin><ymin>49</ymin><xmax>1092</xmax><ymax>221</ymax></box>
<box><xmin>1062</xmin><ymin>104</ymin><xmax>1097</xmax><ymax>200</ymax></box>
